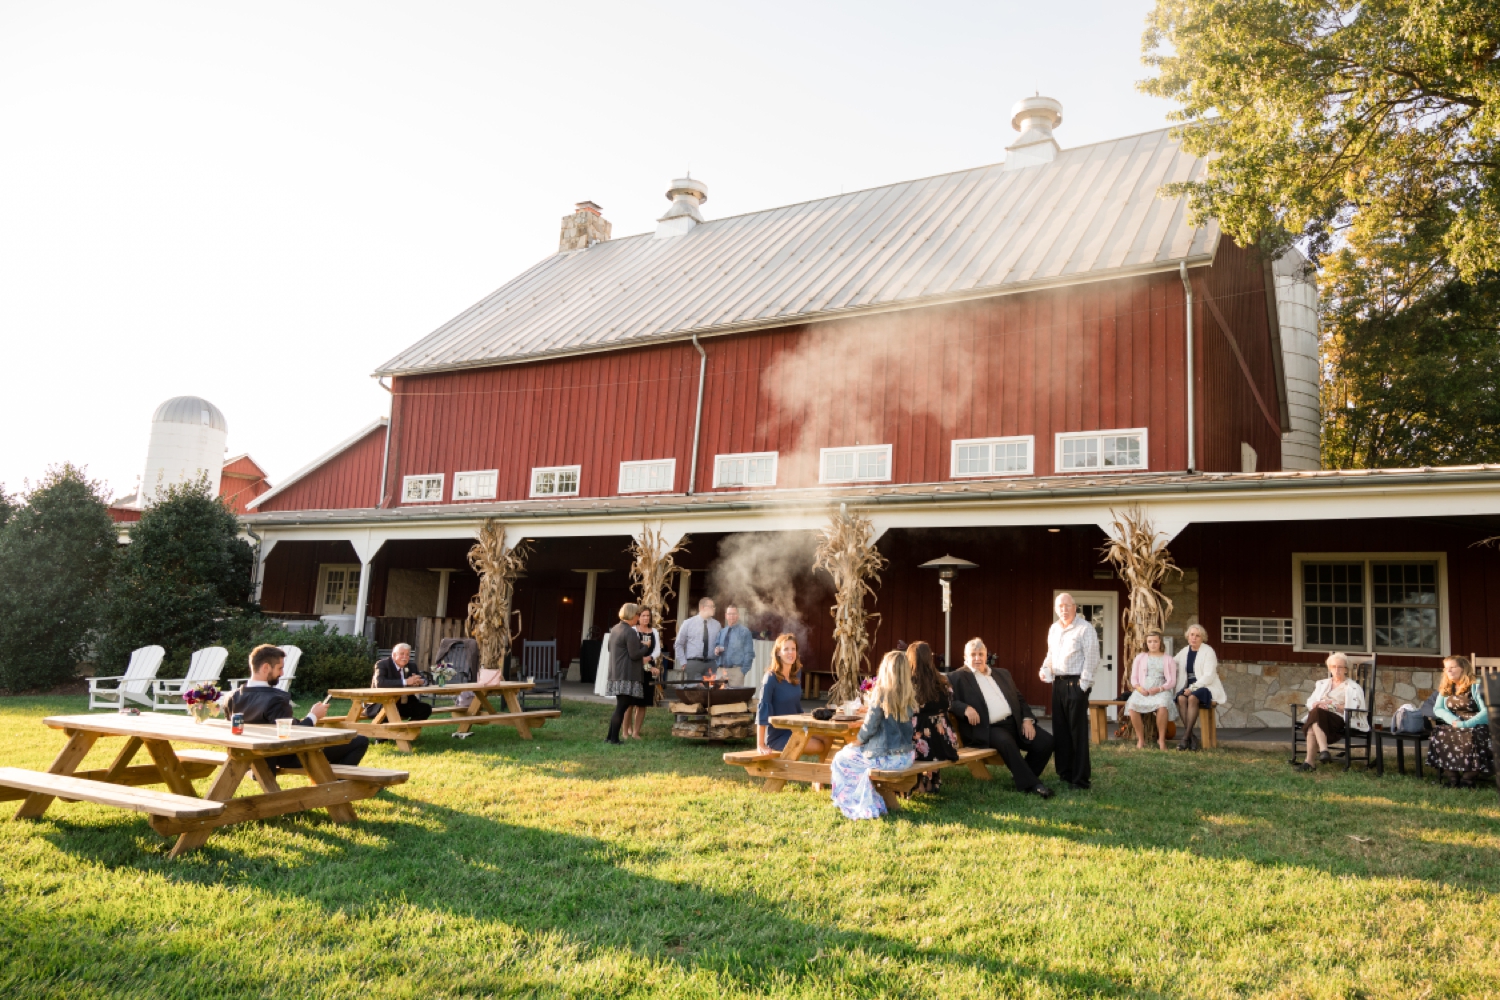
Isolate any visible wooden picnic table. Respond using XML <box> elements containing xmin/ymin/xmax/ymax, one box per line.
<box><xmin>0</xmin><ymin>712</ymin><xmax>407</xmax><ymax>858</ymax></box>
<box><xmin>322</xmin><ymin>681</ymin><xmax>560</xmax><ymax>752</ymax></box>
<box><xmin>723</xmin><ymin>713</ymin><xmax>997</xmax><ymax>809</ymax></box>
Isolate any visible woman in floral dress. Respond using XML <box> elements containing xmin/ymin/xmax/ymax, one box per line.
<box><xmin>1428</xmin><ymin>655</ymin><xmax>1492</xmax><ymax>788</ymax></box>
<box><xmin>829</xmin><ymin>651</ymin><xmax>917</xmax><ymax>820</ymax></box>
<box><xmin>907</xmin><ymin>641</ymin><xmax>958</xmax><ymax>794</ymax></box>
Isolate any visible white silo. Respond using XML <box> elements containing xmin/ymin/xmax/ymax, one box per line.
<box><xmin>140</xmin><ymin>396</ymin><xmax>229</xmax><ymax>504</ymax></box>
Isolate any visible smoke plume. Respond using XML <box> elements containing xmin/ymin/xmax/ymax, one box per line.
<box><xmin>706</xmin><ymin>530</ymin><xmax>827</xmax><ymax>644</ymax></box>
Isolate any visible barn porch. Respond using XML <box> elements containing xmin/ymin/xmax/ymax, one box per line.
<box><xmin>243</xmin><ymin>470</ymin><xmax>1500</xmax><ymax>728</ymax></box>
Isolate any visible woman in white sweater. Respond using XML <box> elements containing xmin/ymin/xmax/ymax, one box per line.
<box><xmin>1173</xmin><ymin>624</ymin><xmax>1228</xmax><ymax>751</ymax></box>
<box><xmin>1296</xmin><ymin>651</ymin><xmax>1369</xmax><ymax>771</ymax></box>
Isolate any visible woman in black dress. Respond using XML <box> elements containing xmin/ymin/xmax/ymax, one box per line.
<box><xmin>907</xmin><ymin>641</ymin><xmax>959</xmax><ymax>794</ymax></box>
<box><xmin>605</xmin><ymin>603</ymin><xmax>656</xmax><ymax>744</ymax></box>
<box><xmin>1428</xmin><ymin>656</ymin><xmax>1492</xmax><ymax>788</ymax></box>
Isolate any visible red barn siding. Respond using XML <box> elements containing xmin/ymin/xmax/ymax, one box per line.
<box><xmin>1195</xmin><ymin>241</ymin><xmax>1283</xmax><ymax>472</ymax></box>
<box><xmin>260</xmin><ymin>540</ymin><xmax>360</xmax><ymax>613</ymax></box>
<box><xmin>257</xmin><ymin>425</ymin><xmax>386</xmax><ymax>512</ymax></box>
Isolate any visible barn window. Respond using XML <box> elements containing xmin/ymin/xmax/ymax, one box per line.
<box><xmin>714</xmin><ymin>452</ymin><xmax>777</xmax><ymax>488</ymax></box>
<box><xmin>453</xmin><ymin>470</ymin><xmax>498</xmax><ymax>500</ymax></box>
<box><xmin>1293</xmin><ymin>554</ymin><xmax>1446</xmax><ymax>656</ymax></box>
<box><xmin>820</xmin><ymin>445</ymin><xmax>891</xmax><ymax>484</ymax></box>
<box><xmin>401</xmin><ymin>474</ymin><xmax>444</xmax><ymax>503</ymax></box>
<box><xmin>619</xmin><ymin>459</ymin><xmax>676</xmax><ymax>494</ymax></box>
<box><xmin>950</xmin><ymin>436</ymin><xmax>1034</xmax><ymax>477</ymax></box>
<box><xmin>316</xmin><ymin>564</ymin><xmax>361</xmax><ymax>614</ymax></box>
<box><xmin>530</xmin><ymin>465</ymin><xmax>581</xmax><ymax>497</ymax></box>
<box><xmin>1055</xmin><ymin>428</ymin><xmax>1147</xmax><ymax>472</ymax></box>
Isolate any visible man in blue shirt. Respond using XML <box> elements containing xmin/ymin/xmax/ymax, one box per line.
<box><xmin>715</xmin><ymin>604</ymin><xmax>756</xmax><ymax>687</ymax></box>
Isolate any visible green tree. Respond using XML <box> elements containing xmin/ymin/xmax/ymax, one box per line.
<box><xmin>0</xmin><ymin>465</ymin><xmax>117</xmax><ymax>691</ymax></box>
<box><xmin>1141</xmin><ymin>1</ymin><xmax>1500</xmax><ymax>467</ymax></box>
<box><xmin>99</xmin><ymin>477</ymin><xmax>254</xmax><ymax>672</ymax></box>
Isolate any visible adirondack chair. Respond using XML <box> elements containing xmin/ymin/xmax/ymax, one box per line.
<box><xmin>227</xmin><ymin>645</ymin><xmax>303</xmax><ymax>694</ymax></box>
<box><xmin>153</xmin><ymin>647</ymin><xmax>230</xmax><ymax>712</ymax></box>
<box><xmin>88</xmin><ymin>645</ymin><xmax>166</xmax><ymax>711</ymax></box>
<box><xmin>520</xmin><ymin>640</ymin><xmax>562</xmax><ymax>709</ymax></box>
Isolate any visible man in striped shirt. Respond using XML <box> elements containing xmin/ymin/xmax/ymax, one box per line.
<box><xmin>1040</xmin><ymin>592</ymin><xmax>1099</xmax><ymax>790</ymax></box>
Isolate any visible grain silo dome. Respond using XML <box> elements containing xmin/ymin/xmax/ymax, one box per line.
<box><xmin>152</xmin><ymin>396</ymin><xmax>228</xmax><ymax>433</ymax></box>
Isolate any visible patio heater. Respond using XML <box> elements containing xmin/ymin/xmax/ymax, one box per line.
<box><xmin>918</xmin><ymin>555</ymin><xmax>978</xmax><ymax>669</ymax></box>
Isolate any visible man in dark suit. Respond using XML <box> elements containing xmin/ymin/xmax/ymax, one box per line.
<box><xmin>223</xmin><ymin>644</ymin><xmax>369</xmax><ymax>769</ymax></box>
<box><xmin>372</xmin><ymin>642</ymin><xmax>433</xmax><ymax>721</ymax></box>
<box><xmin>949</xmin><ymin>638</ymin><xmax>1055</xmax><ymax>798</ymax></box>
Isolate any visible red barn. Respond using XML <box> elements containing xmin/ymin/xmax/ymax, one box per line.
<box><xmin>243</xmin><ymin>99</ymin><xmax>1500</xmax><ymax>728</ymax></box>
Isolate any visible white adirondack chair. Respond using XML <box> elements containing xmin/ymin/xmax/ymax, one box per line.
<box><xmin>88</xmin><ymin>645</ymin><xmax>166</xmax><ymax>711</ymax></box>
<box><xmin>153</xmin><ymin>646</ymin><xmax>230</xmax><ymax>712</ymax></box>
<box><xmin>227</xmin><ymin>645</ymin><xmax>303</xmax><ymax>694</ymax></box>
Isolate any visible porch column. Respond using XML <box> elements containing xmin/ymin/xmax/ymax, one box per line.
<box><xmin>431</xmin><ymin>568</ymin><xmax>454</xmax><ymax>618</ymax></box>
<box><xmin>352</xmin><ymin>554</ymin><xmax>374</xmax><ymax>638</ymax></box>
<box><xmin>578</xmin><ymin>570</ymin><xmax>602</xmax><ymax>641</ymax></box>
<box><xmin>676</xmin><ymin>568</ymin><xmax>693</xmax><ymax>624</ymax></box>
<box><xmin>251</xmin><ymin>537</ymin><xmax>277</xmax><ymax>604</ymax></box>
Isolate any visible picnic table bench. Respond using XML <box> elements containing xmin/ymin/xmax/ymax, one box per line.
<box><xmin>321</xmin><ymin>681</ymin><xmax>560</xmax><ymax>752</ymax></box>
<box><xmin>723</xmin><ymin>714</ymin><xmax>998</xmax><ymax>810</ymax></box>
<box><xmin>0</xmin><ymin>712</ymin><xmax>407</xmax><ymax>858</ymax></box>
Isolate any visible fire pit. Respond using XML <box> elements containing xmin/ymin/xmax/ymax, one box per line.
<box><xmin>666</xmin><ymin>676</ymin><xmax>756</xmax><ymax>741</ymax></box>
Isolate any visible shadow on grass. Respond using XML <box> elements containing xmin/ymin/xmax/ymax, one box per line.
<box><xmin>11</xmin><ymin>796</ymin><xmax>1177</xmax><ymax>999</ymax></box>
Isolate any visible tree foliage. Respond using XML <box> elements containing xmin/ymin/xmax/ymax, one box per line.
<box><xmin>0</xmin><ymin>465</ymin><xmax>117</xmax><ymax>691</ymax></box>
<box><xmin>217</xmin><ymin>617</ymin><xmax>373</xmax><ymax>696</ymax></box>
<box><xmin>1142</xmin><ymin>1</ymin><xmax>1500</xmax><ymax>467</ymax></box>
<box><xmin>99</xmin><ymin>477</ymin><xmax>254</xmax><ymax>673</ymax></box>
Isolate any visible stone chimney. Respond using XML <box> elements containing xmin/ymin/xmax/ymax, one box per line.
<box><xmin>559</xmin><ymin>200</ymin><xmax>611</xmax><ymax>252</ymax></box>
<box><xmin>654</xmin><ymin>176</ymin><xmax>707</xmax><ymax>239</ymax></box>
<box><xmin>1004</xmin><ymin>95</ymin><xmax>1063</xmax><ymax>170</ymax></box>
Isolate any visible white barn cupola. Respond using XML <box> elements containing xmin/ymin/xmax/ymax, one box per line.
<box><xmin>1005</xmin><ymin>94</ymin><xmax>1063</xmax><ymax>170</ymax></box>
<box><xmin>655</xmin><ymin>175</ymin><xmax>708</xmax><ymax>238</ymax></box>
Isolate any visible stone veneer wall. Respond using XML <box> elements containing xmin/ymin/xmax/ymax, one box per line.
<box><xmin>1214</xmin><ymin>660</ymin><xmax>1437</xmax><ymax>728</ymax></box>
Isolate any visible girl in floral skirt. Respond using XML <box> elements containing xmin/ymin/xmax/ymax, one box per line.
<box><xmin>829</xmin><ymin>651</ymin><xmax>917</xmax><ymax>820</ymax></box>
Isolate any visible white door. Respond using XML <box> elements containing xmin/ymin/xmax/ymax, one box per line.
<box><xmin>1055</xmin><ymin>590</ymin><xmax>1119</xmax><ymax>703</ymax></box>
<box><xmin>317</xmin><ymin>564</ymin><xmax>362</xmax><ymax>615</ymax></box>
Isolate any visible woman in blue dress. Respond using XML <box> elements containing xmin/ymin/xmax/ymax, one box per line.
<box><xmin>756</xmin><ymin>633</ymin><xmax>828</xmax><ymax>760</ymax></box>
<box><xmin>829</xmin><ymin>650</ymin><xmax>917</xmax><ymax>820</ymax></box>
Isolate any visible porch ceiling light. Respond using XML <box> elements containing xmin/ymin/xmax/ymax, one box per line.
<box><xmin>919</xmin><ymin>555</ymin><xmax>978</xmax><ymax>668</ymax></box>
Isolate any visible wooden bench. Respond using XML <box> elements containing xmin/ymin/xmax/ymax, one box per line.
<box><xmin>1086</xmin><ymin>700</ymin><xmax>1218</xmax><ymax>748</ymax></box>
<box><xmin>0</xmin><ymin>767</ymin><xmax>227</xmax><ymax>820</ymax></box>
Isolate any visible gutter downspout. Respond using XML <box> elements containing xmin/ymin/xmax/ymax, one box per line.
<box><xmin>377</xmin><ymin>378</ymin><xmax>394</xmax><ymax>506</ymax></box>
<box><xmin>688</xmin><ymin>334</ymin><xmax>707</xmax><ymax>494</ymax></box>
<box><xmin>1179</xmin><ymin>263</ymin><xmax>1196</xmax><ymax>473</ymax></box>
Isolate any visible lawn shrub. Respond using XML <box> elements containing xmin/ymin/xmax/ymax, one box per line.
<box><xmin>218</xmin><ymin>616</ymin><xmax>373</xmax><ymax>695</ymax></box>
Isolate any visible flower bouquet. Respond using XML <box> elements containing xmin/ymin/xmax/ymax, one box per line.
<box><xmin>184</xmin><ymin>682</ymin><xmax>223</xmax><ymax>724</ymax></box>
<box><xmin>429</xmin><ymin>664</ymin><xmax>457</xmax><ymax>687</ymax></box>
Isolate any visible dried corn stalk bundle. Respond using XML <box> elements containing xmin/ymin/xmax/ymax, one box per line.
<box><xmin>629</xmin><ymin>524</ymin><xmax>685</xmax><ymax>628</ymax></box>
<box><xmin>1100</xmin><ymin>505</ymin><xmax>1181</xmax><ymax>662</ymax></box>
<box><xmin>466</xmin><ymin>520</ymin><xmax>531</xmax><ymax>674</ymax></box>
<box><xmin>814</xmin><ymin>504</ymin><xmax>887</xmax><ymax>707</ymax></box>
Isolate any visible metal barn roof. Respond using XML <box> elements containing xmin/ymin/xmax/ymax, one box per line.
<box><xmin>376</xmin><ymin>127</ymin><xmax>1219</xmax><ymax>377</ymax></box>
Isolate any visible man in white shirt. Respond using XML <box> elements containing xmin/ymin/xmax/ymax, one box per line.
<box><xmin>950</xmin><ymin>638</ymin><xmax>1054</xmax><ymax>798</ymax></box>
<box><xmin>1040</xmin><ymin>592</ymin><xmax>1099</xmax><ymax>789</ymax></box>
<box><xmin>673</xmin><ymin>597</ymin><xmax>721</xmax><ymax>680</ymax></box>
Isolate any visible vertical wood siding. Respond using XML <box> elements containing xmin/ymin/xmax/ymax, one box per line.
<box><xmin>1195</xmin><ymin>241</ymin><xmax>1283</xmax><ymax>472</ymax></box>
<box><xmin>255</xmin><ymin>426</ymin><xmax>387</xmax><ymax>512</ymax></box>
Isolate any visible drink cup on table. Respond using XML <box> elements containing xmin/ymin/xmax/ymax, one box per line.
<box><xmin>276</xmin><ymin>718</ymin><xmax>293</xmax><ymax>738</ymax></box>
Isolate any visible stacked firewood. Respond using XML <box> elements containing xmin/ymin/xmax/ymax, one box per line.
<box><xmin>669</xmin><ymin>701</ymin><xmax>755</xmax><ymax>741</ymax></box>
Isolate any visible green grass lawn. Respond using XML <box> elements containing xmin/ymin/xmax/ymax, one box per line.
<box><xmin>0</xmin><ymin>695</ymin><xmax>1496</xmax><ymax>999</ymax></box>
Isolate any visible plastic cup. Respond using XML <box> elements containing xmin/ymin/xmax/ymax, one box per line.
<box><xmin>526</xmin><ymin>676</ymin><xmax>535</xmax><ymax>684</ymax></box>
<box><xmin>276</xmin><ymin>718</ymin><xmax>293</xmax><ymax>739</ymax></box>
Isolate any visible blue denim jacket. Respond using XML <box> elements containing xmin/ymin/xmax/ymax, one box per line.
<box><xmin>715</xmin><ymin>623</ymin><xmax>756</xmax><ymax>670</ymax></box>
<box><xmin>856</xmin><ymin>704</ymin><xmax>914</xmax><ymax>756</ymax></box>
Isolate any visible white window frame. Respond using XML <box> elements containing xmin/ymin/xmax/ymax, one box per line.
<box><xmin>1291</xmin><ymin>552</ymin><xmax>1449</xmax><ymax>657</ymax></box>
<box><xmin>401</xmin><ymin>474</ymin><xmax>444</xmax><ymax>503</ymax></box>
<box><xmin>1054</xmin><ymin>427</ymin><xmax>1149</xmax><ymax>473</ymax></box>
<box><xmin>820</xmin><ymin>444</ymin><xmax>893</xmax><ymax>484</ymax></box>
<box><xmin>618</xmin><ymin>458</ymin><xmax>676</xmax><ymax>494</ymax></box>
<box><xmin>530</xmin><ymin>465</ymin><xmax>581</xmax><ymax>498</ymax></box>
<box><xmin>712</xmin><ymin>451</ymin><xmax>778</xmax><ymax>488</ymax></box>
<box><xmin>950</xmin><ymin>435</ymin><xmax>1035</xmax><ymax>478</ymax></box>
<box><xmin>453</xmin><ymin>469</ymin><xmax>498</xmax><ymax>501</ymax></box>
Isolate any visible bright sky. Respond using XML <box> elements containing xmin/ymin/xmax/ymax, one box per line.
<box><xmin>0</xmin><ymin>0</ymin><xmax>1174</xmax><ymax>500</ymax></box>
